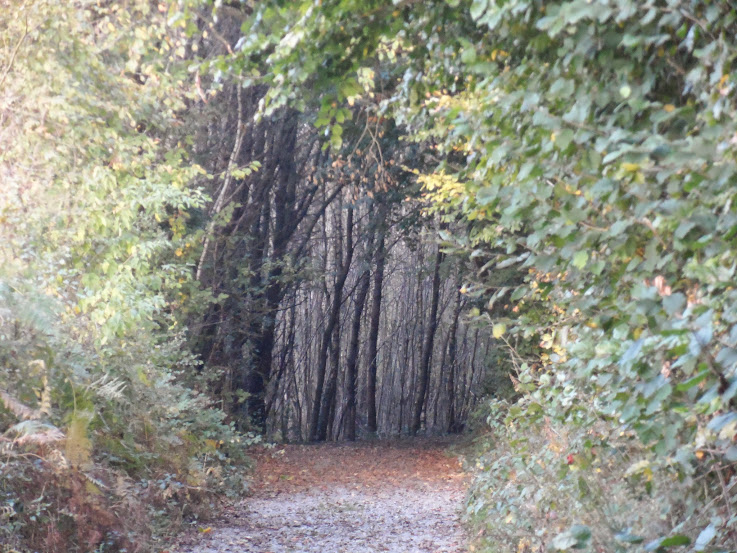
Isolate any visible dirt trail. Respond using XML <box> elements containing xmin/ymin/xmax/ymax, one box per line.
<box><xmin>175</xmin><ymin>438</ymin><xmax>469</xmax><ymax>553</ymax></box>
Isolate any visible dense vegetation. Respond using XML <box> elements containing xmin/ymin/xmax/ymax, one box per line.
<box><xmin>0</xmin><ymin>2</ymin><xmax>256</xmax><ymax>550</ymax></box>
<box><xmin>2</xmin><ymin>0</ymin><xmax>737</xmax><ymax>552</ymax></box>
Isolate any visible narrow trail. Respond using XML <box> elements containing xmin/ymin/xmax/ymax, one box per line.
<box><xmin>176</xmin><ymin>438</ymin><xmax>469</xmax><ymax>553</ymax></box>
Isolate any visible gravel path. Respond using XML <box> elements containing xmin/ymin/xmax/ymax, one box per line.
<box><xmin>174</xmin><ymin>438</ymin><xmax>468</xmax><ymax>553</ymax></box>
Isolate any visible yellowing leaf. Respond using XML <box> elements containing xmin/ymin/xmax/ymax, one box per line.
<box><xmin>492</xmin><ymin>323</ymin><xmax>506</xmax><ymax>338</ymax></box>
<box><xmin>85</xmin><ymin>480</ymin><xmax>102</xmax><ymax>495</ymax></box>
<box><xmin>664</xmin><ymin>104</ymin><xmax>675</xmax><ymax>112</ymax></box>
<box><xmin>621</xmin><ymin>162</ymin><xmax>640</xmax><ymax>172</ymax></box>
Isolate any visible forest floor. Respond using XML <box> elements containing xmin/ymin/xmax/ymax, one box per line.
<box><xmin>173</xmin><ymin>437</ymin><xmax>469</xmax><ymax>553</ymax></box>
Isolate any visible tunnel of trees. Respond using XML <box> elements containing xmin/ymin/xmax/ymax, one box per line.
<box><xmin>2</xmin><ymin>0</ymin><xmax>737</xmax><ymax>552</ymax></box>
<box><xmin>180</xmin><ymin>14</ymin><xmax>496</xmax><ymax>441</ymax></box>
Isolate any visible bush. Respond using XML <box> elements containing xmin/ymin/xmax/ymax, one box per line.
<box><xmin>468</xmin><ymin>393</ymin><xmax>733</xmax><ymax>552</ymax></box>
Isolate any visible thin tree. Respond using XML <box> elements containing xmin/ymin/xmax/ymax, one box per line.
<box><xmin>410</xmin><ymin>247</ymin><xmax>443</xmax><ymax>434</ymax></box>
<box><xmin>365</xmin><ymin>225</ymin><xmax>386</xmax><ymax>433</ymax></box>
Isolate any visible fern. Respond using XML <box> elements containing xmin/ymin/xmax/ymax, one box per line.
<box><xmin>82</xmin><ymin>472</ymin><xmax>108</xmax><ymax>490</ymax></box>
<box><xmin>5</xmin><ymin>420</ymin><xmax>64</xmax><ymax>445</ymax></box>
<box><xmin>86</xmin><ymin>374</ymin><xmax>126</xmax><ymax>402</ymax></box>
<box><xmin>0</xmin><ymin>390</ymin><xmax>42</xmax><ymax>421</ymax></box>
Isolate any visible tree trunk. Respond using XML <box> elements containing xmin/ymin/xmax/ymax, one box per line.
<box><xmin>309</xmin><ymin>203</ymin><xmax>354</xmax><ymax>441</ymax></box>
<box><xmin>446</xmin><ymin>288</ymin><xmax>463</xmax><ymax>433</ymax></box>
<box><xmin>366</xmin><ymin>230</ymin><xmax>386</xmax><ymax>433</ymax></box>
<box><xmin>344</xmin><ymin>254</ymin><xmax>372</xmax><ymax>440</ymax></box>
<box><xmin>317</xmin><ymin>318</ymin><xmax>341</xmax><ymax>441</ymax></box>
<box><xmin>410</xmin><ymin>248</ymin><xmax>443</xmax><ymax>434</ymax></box>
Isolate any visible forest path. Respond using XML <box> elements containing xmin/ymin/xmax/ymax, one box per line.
<box><xmin>176</xmin><ymin>437</ymin><xmax>469</xmax><ymax>553</ymax></box>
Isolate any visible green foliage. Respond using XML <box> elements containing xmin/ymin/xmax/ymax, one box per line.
<box><xmin>414</xmin><ymin>1</ymin><xmax>737</xmax><ymax>551</ymax></box>
<box><xmin>210</xmin><ymin>0</ymin><xmax>737</xmax><ymax>549</ymax></box>
<box><xmin>0</xmin><ymin>2</ymin><xmax>256</xmax><ymax>551</ymax></box>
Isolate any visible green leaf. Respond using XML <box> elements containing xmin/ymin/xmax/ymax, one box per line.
<box><xmin>646</xmin><ymin>535</ymin><xmax>691</xmax><ymax>550</ymax></box>
<box><xmin>660</xmin><ymin>536</ymin><xmax>691</xmax><ymax>547</ymax></box>
<box><xmin>570</xmin><ymin>525</ymin><xmax>592</xmax><ymax>542</ymax></box>
<box><xmin>676</xmin><ymin>370</ymin><xmax>709</xmax><ymax>392</ymax></box>
<box><xmin>555</xmin><ymin>128</ymin><xmax>574</xmax><ymax>151</ymax></box>
<box><xmin>725</xmin><ymin>446</ymin><xmax>737</xmax><ymax>462</ymax></box>
<box><xmin>552</xmin><ymin>525</ymin><xmax>591</xmax><ymax>550</ymax></box>
<box><xmin>461</xmin><ymin>46</ymin><xmax>477</xmax><ymax>64</ymax></box>
<box><xmin>469</xmin><ymin>0</ymin><xmax>488</xmax><ymax>20</ymax></box>
<box><xmin>707</xmin><ymin>412</ymin><xmax>737</xmax><ymax>433</ymax></box>
<box><xmin>572</xmin><ymin>251</ymin><xmax>588</xmax><ymax>269</ymax></box>
<box><xmin>551</xmin><ymin>532</ymin><xmax>578</xmax><ymax>551</ymax></box>
<box><xmin>476</xmin><ymin>186</ymin><xmax>496</xmax><ymax>206</ymax></box>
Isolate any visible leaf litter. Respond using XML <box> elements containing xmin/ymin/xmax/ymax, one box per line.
<box><xmin>174</xmin><ymin>437</ymin><xmax>468</xmax><ymax>553</ymax></box>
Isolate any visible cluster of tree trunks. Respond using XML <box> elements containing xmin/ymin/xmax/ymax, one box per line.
<box><xmin>185</xmin><ymin>14</ymin><xmax>492</xmax><ymax>441</ymax></box>
<box><xmin>266</xmin><ymin>216</ymin><xmax>490</xmax><ymax>441</ymax></box>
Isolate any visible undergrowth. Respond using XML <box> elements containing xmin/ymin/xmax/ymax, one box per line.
<box><xmin>0</xmin><ymin>283</ymin><xmax>259</xmax><ymax>553</ymax></box>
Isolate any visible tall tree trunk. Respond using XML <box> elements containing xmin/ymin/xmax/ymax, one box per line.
<box><xmin>317</xmin><ymin>318</ymin><xmax>341</xmax><ymax>441</ymax></box>
<box><xmin>433</xmin><ymin>326</ymin><xmax>452</xmax><ymax>428</ymax></box>
<box><xmin>244</xmin><ymin>111</ymin><xmax>302</xmax><ymax>429</ymax></box>
<box><xmin>410</xmin><ymin>248</ymin><xmax>443</xmax><ymax>434</ymax></box>
<box><xmin>309</xmin><ymin>204</ymin><xmax>354</xmax><ymax>441</ymax></box>
<box><xmin>344</xmin><ymin>253</ymin><xmax>372</xmax><ymax>440</ymax></box>
<box><xmin>366</xmin><ymin>230</ymin><xmax>386</xmax><ymax>433</ymax></box>
<box><xmin>446</xmin><ymin>288</ymin><xmax>463</xmax><ymax>433</ymax></box>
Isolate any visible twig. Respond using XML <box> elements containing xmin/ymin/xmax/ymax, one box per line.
<box><xmin>708</xmin><ymin>451</ymin><xmax>737</xmax><ymax>550</ymax></box>
<box><xmin>580</xmin><ymin>221</ymin><xmax>610</xmax><ymax>232</ymax></box>
<box><xmin>0</xmin><ymin>16</ymin><xmax>29</xmax><ymax>89</ymax></box>
<box><xmin>194</xmin><ymin>10</ymin><xmax>234</xmax><ymax>55</ymax></box>
<box><xmin>637</xmin><ymin>217</ymin><xmax>667</xmax><ymax>248</ymax></box>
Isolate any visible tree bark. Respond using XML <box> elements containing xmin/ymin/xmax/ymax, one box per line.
<box><xmin>309</xmin><ymin>203</ymin><xmax>354</xmax><ymax>441</ymax></box>
<box><xmin>366</xmin><ymin>230</ymin><xmax>386</xmax><ymax>434</ymax></box>
<box><xmin>410</xmin><ymin>248</ymin><xmax>443</xmax><ymax>434</ymax></box>
<box><xmin>446</xmin><ymin>288</ymin><xmax>463</xmax><ymax>433</ymax></box>
<box><xmin>344</xmin><ymin>250</ymin><xmax>372</xmax><ymax>440</ymax></box>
